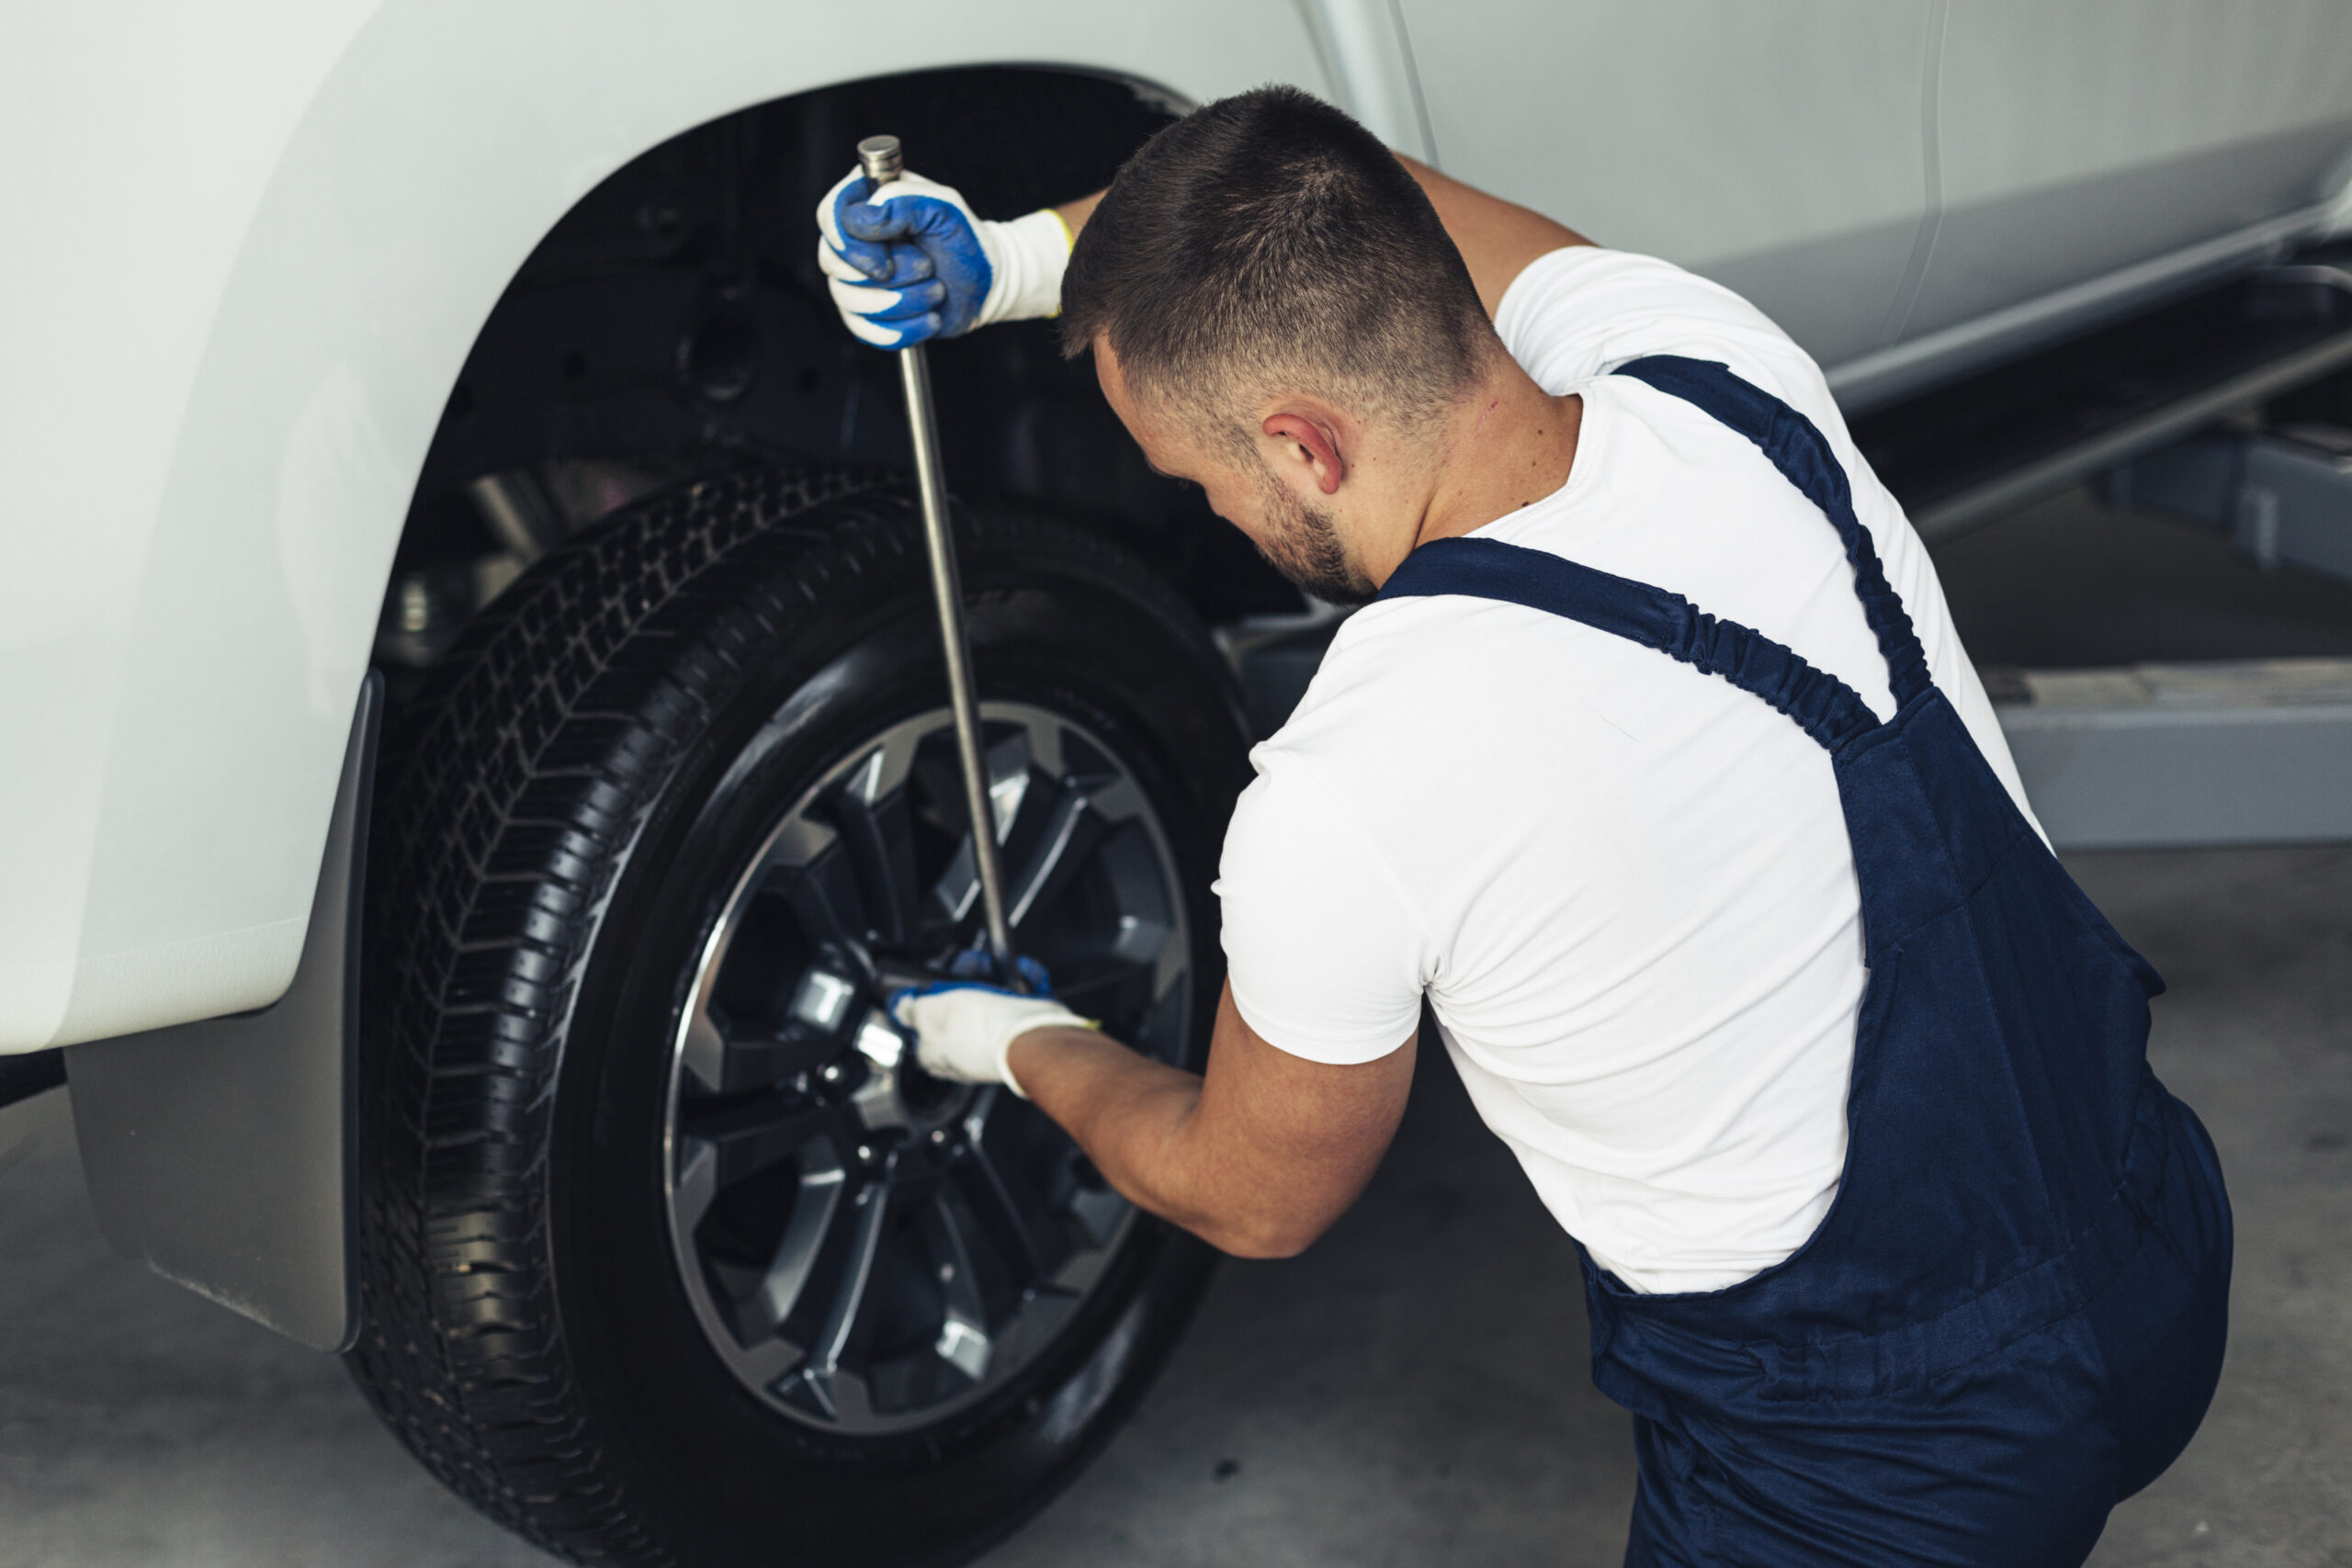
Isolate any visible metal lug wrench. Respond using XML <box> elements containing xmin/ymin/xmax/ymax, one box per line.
<box><xmin>857</xmin><ymin>133</ymin><xmax>1020</xmax><ymax>985</ymax></box>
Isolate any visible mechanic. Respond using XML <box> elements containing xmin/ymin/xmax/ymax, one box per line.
<box><xmin>816</xmin><ymin>86</ymin><xmax>2232</xmax><ymax>1565</ymax></box>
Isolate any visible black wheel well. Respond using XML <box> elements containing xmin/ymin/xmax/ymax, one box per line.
<box><xmin>379</xmin><ymin>64</ymin><xmax>1301</xmax><ymax>677</ymax></box>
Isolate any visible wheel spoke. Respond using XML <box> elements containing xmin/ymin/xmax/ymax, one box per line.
<box><xmin>752</xmin><ymin>1136</ymin><xmax>849</xmax><ymax>1337</ymax></box>
<box><xmin>1091</xmin><ymin>819</ymin><xmax>1187</xmax><ymax>1007</ymax></box>
<box><xmin>671</xmin><ymin>1137</ymin><xmax>718</xmax><ymax>1238</ymax></box>
<box><xmin>686</xmin><ymin>996</ymin><xmax>843</xmax><ymax>1095</ymax></box>
<box><xmin>778</xmin><ymin>840</ymin><xmax>872</xmax><ymax>974</ymax></box>
<box><xmin>830</xmin><ymin>745</ymin><xmax>923</xmax><ymax>946</ymax></box>
<box><xmin>783</xmin><ymin>1174</ymin><xmax>890</xmax><ymax>1418</ymax></box>
<box><xmin>1005</xmin><ymin>785</ymin><xmax>1108</xmax><ymax>932</ymax></box>
<box><xmin>1048</xmin><ymin>953</ymin><xmax>1156</xmax><ymax>1014</ymax></box>
<box><xmin>956</xmin><ymin>1090</ymin><xmax>1069</xmax><ymax>1280</ymax></box>
<box><xmin>678</xmin><ymin>1095</ymin><xmax>831</xmax><ymax>1189</ymax></box>
<box><xmin>729</xmin><ymin>1337</ymin><xmax>804</xmax><ymax>1391</ymax></box>
<box><xmin>918</xmin><ymin>1194</ymin><xmax>995</xmax><ymax>1382</ymax></box>
<box><xmin>985</xmin><ymin>735</ymin><xmax>1035</xmax><ymax>843</ymax></box>
<box><xmin>1109</xmin><ymin>909</ymin><xmax>1175</xmax><ymax>968</ymax></box>
<box><xmin>927</xmin><ymin>731</ymin><xmax>1035</xmax><ymax>924</ymax></box>
<box><xmin>1081</xmin><ymin>774</ymin><xmax>1151</xmax><ymax>825</ymax></box>
<box><xmin>931</xmin><ymin>837</ymin><xmax>982</xmax><ymax>926</ymax></box>
<box><xmin>1062</xmin><ymin>1181</ymin><xmax>1132</xmax><ymax>1256</ymax></box>
<box><xmin>1004</xmin><ymin>707</ymin><xmax>1068</xmax><ymax>778</ymax></box>
<box><xmin>797</xmin><ymin>1364</ymin><xmax>880</xmax><ymax>1426</ymax></box>
<box><xmin>677</xmin><ymin>1002</ymin><xmax>728</xmax><ymax>1099</ymax></box>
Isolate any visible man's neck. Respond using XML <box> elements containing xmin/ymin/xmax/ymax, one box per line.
<box><xmin>1405</xmin><ymin>358</ymin><xmax>1582</xmax><ymax>561</ymax></box>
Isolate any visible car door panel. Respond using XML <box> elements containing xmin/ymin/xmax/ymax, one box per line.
<box><xmin>1905</xmin><ymin>0</ymin><xmax>2352</xmax><ymax>341</ymax></box>
<box><xmin>1397</xmin><ymin>0</ymin><xmax>1938</xmax><ymax>367</ymax></box>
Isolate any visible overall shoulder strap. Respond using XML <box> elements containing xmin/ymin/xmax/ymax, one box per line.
<box><xmin>1378</xmin><ymin>537</ymin><xmax>1882</xmax><ymax>754</ymax></box>
<box><xmin>1612</xmin><ymin>355</ymin><xmax>1932</xmax><ymax>706</ymax></box>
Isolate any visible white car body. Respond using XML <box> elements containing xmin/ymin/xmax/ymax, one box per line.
<box><xmin>5</xmin><ymin>0</ymin><xmax>2350</xmax><ymax>1055</ymax></box>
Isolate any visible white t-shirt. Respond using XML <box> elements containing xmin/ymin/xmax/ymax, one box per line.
<box><xmin>1216</xmin><ymin>246</ymin><xmax>2041</xmax><ymax>1294</ymax></box>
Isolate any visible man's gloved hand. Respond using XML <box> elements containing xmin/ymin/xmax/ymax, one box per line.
<box><xmin>888</xmin><ymin>980</ymin><xmax>1094</xmax><ymax>1099</ymax></box>
<box><xmin>815</xmin><ymin>166</ymin><xmax>1071</xmax><ymax>348</ymax></box>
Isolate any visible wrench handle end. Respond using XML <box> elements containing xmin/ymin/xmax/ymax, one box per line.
<box><xmin>857</xmin><ymin>134</ymin><xmax>904</xmax><ymax>186</ymax></box>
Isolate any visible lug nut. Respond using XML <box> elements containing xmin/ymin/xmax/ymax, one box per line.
<box><xmin>856</xmin><ymin>1145</ymin><xmax>874</xmax><ymax>1164</ymax></box>
<box><xmin>820</xmin><ymin>1063</ymin><xmax>843</xmax><ymax>1084</ymax></box>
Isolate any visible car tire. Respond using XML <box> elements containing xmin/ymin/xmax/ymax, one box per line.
<box><xmin>347</xmin><ymin>466</ymin><xmax>1251</xmax><ymax>1568</ymax></box>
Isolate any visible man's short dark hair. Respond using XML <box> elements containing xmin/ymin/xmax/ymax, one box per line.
<box><xmin>1060</xmin><ymin>85</ymin><xmax>1493</xmax><ymax>450</ymax></box>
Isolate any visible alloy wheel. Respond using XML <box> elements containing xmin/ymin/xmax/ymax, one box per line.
<box><xmin>662</xmin><ymin>702</ymin><xmax>1193</xmax><ymax>1434</ymax></box>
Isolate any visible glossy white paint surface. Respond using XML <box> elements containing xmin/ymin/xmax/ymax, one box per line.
<box><xmin>0</xmin><ymin>1</ymin><xmax>1334</xmax><ymax>1052</ymax></box>
<box><xmin>1911</xmin><ymin>0</ymin><xmax>2352</xmax><ymax>338</ymax></box>
<box><xmin>0</xmin><ymin>2</ymin><xmax>388</xmax><ymax>1053</ymax></box>
<box><xmin>1398</xmin><ymin>0</ymin><xmax>1940</xmax><ymax>366</ymax></box>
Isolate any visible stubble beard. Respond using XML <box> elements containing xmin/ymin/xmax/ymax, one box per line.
<box><xmin>1250</xmin><ymin>465</ymin><xmax>1377</xmax><ymax>608</ymax></box>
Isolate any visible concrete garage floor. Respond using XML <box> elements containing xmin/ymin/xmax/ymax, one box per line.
<box><xmin>4</xmin><ymin>492</ymin><xmax>2349</xmax><ymax>1568</ymax></box>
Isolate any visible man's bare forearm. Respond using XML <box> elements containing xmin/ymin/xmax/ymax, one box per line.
<box><xmin>1006</xmin><ymin>984</ymin><xmax>1419</xmax><ymax>1259</ymax></box>
<box><xmin>1003</xmin><ymin>1027</ymin><xmax>1247</xmax><ymax>1243</ymax></box>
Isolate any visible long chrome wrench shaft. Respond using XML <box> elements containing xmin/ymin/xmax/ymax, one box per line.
<box><xmin>857</xmin><ymin>133</ymin><xmax>1020</xmax><ymax>983</ymax></box>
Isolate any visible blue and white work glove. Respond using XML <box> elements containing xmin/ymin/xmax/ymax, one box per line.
<box><xmin>815</xmin><ymin>165</ymin><xmax>1072</xmax><ymax>347</ymax></box>
<box><xmin>888</xmin><ymin>976</ymin><xmax>1093</xmax><ymax>1100</ymax></box>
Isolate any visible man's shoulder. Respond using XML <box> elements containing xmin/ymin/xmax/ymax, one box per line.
<box><xmin>1499</xmin><ymin>247</ymin><xmax>1772</xmax><ymax>354</ymax></box>
<box><xmin>1249</xmin><ymin>583</ymin><xmax>1635</xmax><ymax>819</ymax></box>
<box><xmin>1268</xmin><ymin>595</ymin><xmax>1534</xmax><ymax>742</ymax></box>
<box><xmin>1498</xmin><ymin>246</ymin><xmax>1838</xmax><ymax>433</ymax></box>
<box><xmin>1244</xmin><ymin>604</ymin><xmax>1465</xmax><ymax>807</ymax></box>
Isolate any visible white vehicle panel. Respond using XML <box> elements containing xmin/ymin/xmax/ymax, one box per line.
<box><xmin>0</xmin><ymin>0</ymin><xmax>386</xmax><ymax>1054</ymax></box>
<box><xmin>1907</xmin><ymin>0</ymin><xmax>2352</xmax><ymax>340</ymax></box>
<box><xmin>0</xmin><ymin>1</ymin><xmax>1336</xmax><ymax>1053</ymax></box>
<box><xmin>1399</xmin><ymin>0</ymin><xmax>1939</xmax><ymax>367</ymax></box>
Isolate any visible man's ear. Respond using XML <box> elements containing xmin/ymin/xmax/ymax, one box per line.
<box><xmin>1262</xmin><ymin>412</ymin><xmax>1347</xmax><ymax>496</ymax></box>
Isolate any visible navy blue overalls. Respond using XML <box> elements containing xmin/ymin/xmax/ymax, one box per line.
<box><xmin>1379</xmin><ymin>357</ymin><xmax>2233</xmax><ymax>1565</ymax></box>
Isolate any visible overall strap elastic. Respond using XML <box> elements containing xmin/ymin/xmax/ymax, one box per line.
<box><xmin>1378</xmin><ymin>537</ymin><xmax>1882</xmax><ymax>754</ymax></box>
<box><xmin>1613</xmin><ymin>355</ymin><xmax>1932</xmax><ymax>707</ymax></box>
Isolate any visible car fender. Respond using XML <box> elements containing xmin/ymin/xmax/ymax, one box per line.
<box><xmin>0</xmin><ymin>1</ymin><xmax>1366</xmax><ymax>1053</ymax></box>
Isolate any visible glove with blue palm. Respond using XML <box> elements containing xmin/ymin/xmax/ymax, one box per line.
<box><xmin>816</xmin><ymin>165</ymin><xmax>1072</xmax><ymax>348</ymax></box>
